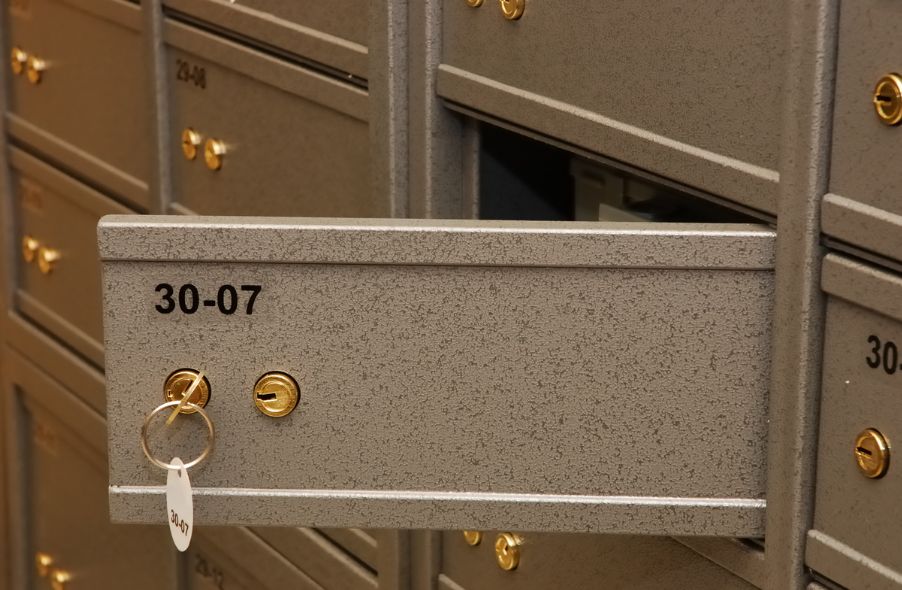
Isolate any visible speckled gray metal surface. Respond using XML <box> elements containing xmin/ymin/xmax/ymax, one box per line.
<box><xmin>438</xmin><ymin>0</ymin><xmax>782</xmax><ymax>214</ymax></box>
<box><xmin>102</xmin><ymin>217</ymin><xmax>773</xmax><ymax>535</ymax></box>
<box><xmin>807</xmin><ymin>255</ymin><xmax>902</xmax><ymax>589</ymax></box>
<box><xmin>826</xmin><ymin>0</ymin><xmax>902</xmax><ymax>265</ymax></box>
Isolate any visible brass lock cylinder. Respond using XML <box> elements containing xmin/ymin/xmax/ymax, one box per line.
<box><xmin>163</xmin><ymin>369</ymin><xmax>211</xmax><ymax>414</ymax></box>
<box><xmin>21</xmin><ymin>235</ymin><xmax>39</xmax><ymax>263</ymax></box>
<box><xmin>37</xmin><ymin>247</ymin><xmax>60</xmax><ymax>275</ymax></box>
<box><xmin>181</xmin><ymin>128</ymin><xmax>202</xmax><ymax>161</ymax></box>
<box><xmin>35</xmin><ymin>552</ymin><xmax>53</xmax><ymax>577</ymax></box>
<box><xmin>253</xmin><ymin>372</ymin><xmax>300</xmax><ymax>417</ymax></box>
<box><xmin>204</xmin><ymin>138</ymin><xmax>227</xmax><ymax>171</ymax></box>
<box><xmin>10</xmin><ymin>47</ymin><xmax>27</xmax><ymax>75</ymax></box>
<box><xmin>462</xmin><ymin>530</ymin><xmax>483</xmax><ymax>546</ymax></box>
<box><xmin>873</xmin><ymin>74</ymin><xmax>902</xmax><ymax>126</ymax></box>
<box><xmin>26</xmin><ymin>55</ymin><xmax>46</xmax><ymax>85</ymax></box>
<box><xmin>854</xmin><ymin>428</ymin><xmax>890</xmax><ymax>479</ymax></box>
<box><xmin>500</xmin><ymin>0</ymin><xmax>525</xmax><ymax>20</ymax></box>
<box><xmin>494</xmin><ymin>532</ymin><xmax>523</xmax><ymax>571</ymax></box>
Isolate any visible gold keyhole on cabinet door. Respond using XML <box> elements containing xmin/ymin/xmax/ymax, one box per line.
<box><xmin>854</xmin><ymin>428</ymin><xmax>890</xmax><ymax>478</ymax></box>
<box><xmin>181</xmin><ymin>128</ymin><xmax>203</xmax><ymax>161</ymax></box>
<box><xmin>873</xmin><ymin>74</ymin><xmax>902</xmax><ymax>126</ymax></box>
<box><xmin>499</xmin><ymin>0</ymin><xmax>525</xmax><ymax>20</ymax></box>
<box><xmin>50</xmin><ymin>569</ymin><xmax>71</xmax><ymax>590</ymax></box>
<box><xmin>204</xmin><ymin>138</ymin><xmax>227</xmax><ymax>171</ymax></box>
<box><xmin>34</xmin><ymin>552</ymin><xmax>53</xmax><ymax>577</ymax></box>
<box><xmin>26</xmin><ymin>55</ymin><xmax>46</xmax><ymax>84</ymax></box>
<box><xmin>253</xmin><ymin>372</ymin><xmax>300</xmax><ymax>417</ymax></box>
<box><xmin>21</xmin><ymin>235</ymin><xmax>39</xmax><ymax>263</ymax></box>
<box><xmin>494</xmin><ymin>532</ymin><xmax>523</xmax><ymax>571</ymax></box>
<box><xmin>37</xmin><ymin>247</ymin><xmax>60</xmax><ymax>275</ymax></box>
<box><xmin>462</xmin><ymin>530</ymin><xmax>483</xmax><ymax>546</ymax></box>
<box><xmin>10</xmin><ymin>47</ymin><xmax>27</xmax><ymax>75</ymax></box>
<box><xmin>163</xmin><ymin>369</ymin><xmax>211</xmax><ymax>414</ymax></box>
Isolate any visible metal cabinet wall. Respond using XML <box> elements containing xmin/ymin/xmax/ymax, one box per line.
<box><xmin>1</xmin><ymin>0</ymin><xmax>898</xmax><ymax>589</ymax></box>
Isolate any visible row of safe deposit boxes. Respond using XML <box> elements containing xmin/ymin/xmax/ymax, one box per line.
<box><xmin>3</xmin><ymin>0</ymin><xmax>902</xmax><ymax>589</ymax></box>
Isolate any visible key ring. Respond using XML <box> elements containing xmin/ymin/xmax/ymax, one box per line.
<box><xmin>141</xmin><ymin>400</ymin><xmax>215</xmax><ymax>470</ymax></box>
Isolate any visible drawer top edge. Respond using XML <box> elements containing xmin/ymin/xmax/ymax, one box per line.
<box><xmin>97</xmin><ymin>215</ymin><xmax>776</xmax><ymax>270</ymax></box>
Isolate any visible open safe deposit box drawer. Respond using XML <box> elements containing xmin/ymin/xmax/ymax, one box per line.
<box><xmin>99</xmin><ymin>217</ymin><xmax>775</xmax><ymax>537</ymax></box>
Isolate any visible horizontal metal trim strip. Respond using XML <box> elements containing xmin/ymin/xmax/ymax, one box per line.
<box><xmin>164</xmin><ymin>0</ymin><xmax>368</xmax><ymax>79</ymax></box>
<box><xmin>110</xmin><ymin>487</ymin><xmax>765</xmax><ymax>536</ymax></box>
<box><xmin>98</xmin><ymin>216</ymin><xmax>776</xmax><ymax>269</ymax></box>
<box><xmin>806</xmin><ymin>529</ymin><xmax>902</xmax><ymax>589</ymax></box>
<box><xmin>437</xmin><ymin>65</ymin><xmax>778</xmax><ymax>215</ymax></box>
<box><xmin>822</xmin><ymin>254</ymin><xmax>902</xmax><ymax>323</ymax></box>
<box><xmin>5</xmin><ymin>311</ymin><xmax>107</xmax><ymax>416</ymax></box>
<box><xmin>56</xmin><ymin>0</ymin><xmax>142</xmax><ymax>31</ymax></box>
<box><xmin>6</xmin><ymin>115</ymin><xmax>149</xmax><ymax>210</ymax></box>
<box><xmin>822</xmin><ymin>193</ymin><xmax>902</xmax><ymax>266</ymax></box>
<box><xmin>165</xmin><ymin>19</ymin><xmax>369</xmax><ymax>122</ymax></box>
<box><xmin>15</xmin><ymin>291</ymin><xmax>105</xmax><ymax>370</ymax></box>
<box><xmin>9</xmin><ymin>147</ymin><xmax>136</xmax><ymax>218</ymax></box>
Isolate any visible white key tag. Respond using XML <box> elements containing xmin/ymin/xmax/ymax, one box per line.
<box><xmin>166</xmin><ymin>457</ymin><xmax>194</xmax><ymax>551</ymax></box>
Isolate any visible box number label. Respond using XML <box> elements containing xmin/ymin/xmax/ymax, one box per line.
<box><xmin>866</xmin><ymin>334</ymin><xmax>901</xmax><ymax>375</ymax></box>
<box><xmin>155</xmin><ymin>283</ymin><xmax>261</xmax><ymax>315</ymax></box>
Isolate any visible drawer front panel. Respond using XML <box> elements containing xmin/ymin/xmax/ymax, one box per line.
<box><xmin>441</xmin><ymin>531</ymin><xmax>758</xmax><ymax>590</ymax></box>
<box><xmin>186</xmin><ymin>528</ymin><xmax>322</xmax><ymax>590</ymax></box>
<box><xmin>319</xmin><ymin>528</ymin><xmax>380</xmax><ymax>571</ymax></box>
<box><xmin>165</xmin><ymin>21</ymin><xmax>376</xmax><ymax>217</ymax></box>
<box><xmin>808</xmin><ymin>255</ymin><xmax>902</xmax><ymax>589</ymax></box>
<box><xmin>440</xmin><ymin>1</ymin><xmax>782</xmax><ymax>213</ymax></box>
<box><xmin>13</xmin><ymin>149</ymin><xmax>133</xmax><ymax>368</ymax></box>
<box><xmin>250</xmin><ymin>527</ymin><xmax>377</xmax><ymax>590</ymax></box>
<box><xmin>4</xmin><ymin>350</ymin><xmax>176</xmax><ymax>589</ymax></box>
<box><xmin>825</xmin><ymin>0</ymin><xmax>902</xmax><ymax>263</ymax></box>
<box><xmin>6</xmin><ymin>0</ymin><xmax>151</xmax><ymax>207</ymax></box>
<box><xmin>102</xmin><ymin>217</ymin><xmax>774</xmax><ymax>536</ymax></box>
<box><xmin>164</xmin><ymin>0</ymin><xmax>368</xmax><ymax>78</ymax></box>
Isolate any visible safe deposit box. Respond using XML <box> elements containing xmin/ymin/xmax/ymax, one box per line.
<box><xmin>100</xmin><ymin>216</ymin><xmax>774</xmax><ymax>537</ymax></box>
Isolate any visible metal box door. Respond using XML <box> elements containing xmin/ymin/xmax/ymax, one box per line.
<box><xmin>100</xmin><ymin>216</ymin><xmax>775</xmax><ymax>537</ymax></box>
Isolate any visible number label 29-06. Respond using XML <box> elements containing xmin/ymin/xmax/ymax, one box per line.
<box><xmin>155</xmin><ymin>283</ymin><xmax>261</xmax><ymax>315</ymax></box>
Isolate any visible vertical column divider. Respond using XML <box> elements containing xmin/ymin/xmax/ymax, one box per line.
<box><xmin>142</xmin><ymin>0</ymin><xmax>172</xmax><ymax>215</ymax></box>
<box><xmin>764</xmin><ymin>1</ymin><xmax>840</xmax><ymax>588</ymax></box>
<box><xmin>371</xmin><ymin>0</ymin><xmax>410</xmax><ymax>219</ymax></box>
<box><xmin>408</xmin><ymin>1</ymin><xmax>469</xmax><ymax>219</ymax></box>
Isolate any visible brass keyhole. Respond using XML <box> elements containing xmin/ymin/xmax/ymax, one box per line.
<box><xmin>873</xmin><ymin>74</ymin><xmax>902</xmax><ymax>126</ymax></box>
<box><xmin>181</xmin><ymin>128</ymin><xmax>202</xmax><ymax>161</ymax></box>
<box><xmin>854</xmin><ymin>428</ymin><xmax>890</xmax><ymax>478</ymax></box>
<box><xmin>494</xmin><ymin>532</ymin><xmax>522</xmax><ymax>571</ymax></box>
<box><xmin>163</xmin><ymin>369</ymin><xmax>211</xmax><ymax>414</ymax></box>
<box><xmin>253</xmin><ymin>372</ymin><xmax>299</xmax><ymax>417</ymax></box>
<box><xmin>462</xmin><ymin>530</ymin><xmax>483</xmax><ymax>546</ymax></box>
<box><xmin>499</xmin><ymin>0</ymin><xmax>525</xmax><ymax>20</ymax></box>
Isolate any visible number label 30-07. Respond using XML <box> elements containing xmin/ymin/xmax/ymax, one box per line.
<box><xmin>155</xmin><ymin>283</ymin><xmax>261</xmax><ymax>315</ymax></box>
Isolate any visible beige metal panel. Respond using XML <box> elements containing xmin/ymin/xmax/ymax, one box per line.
<box><xmin>2</xmin><ymin>347</ymin><xmax>177</xmax><ymax>589</ymax></box>
<box><xmin>5</xmin><ymin>0</ymin><xmax>151</xmax><ymax>209</ymax></box>
<box><xmin>163</xmin><ymin>20</ymin><xmax>378</xmax><ymax>217</ymax></box>
<box><xmin>102</xmin><ymin>217</ymin><xmax>773</xmax><ymax>536</ymax></box>
<box><xmin>826</xmin><ymin>0</ymin><xmax>902</xmax><ymax>264</ymax></box>
<box><xmin>807</xmin><ymin>255</ymin><xmax>902</xmax><ymax>589</ymax></box>
<box><xmin>163</xmin><ymin>0</ymin><xmax>368</xmax><ymax>79</ymax></box>
<box><xmin>438</xmin><ymin>1</ymin><xmax>782</xmax><ymax>214</ymax></box>
<box><xmin>251</xmin><ymin>527</ymin><xmax>377</xmax><ymax>590</ymax></box>
<box><xmin>319</xmin><ymin>528</ymin><xmax>380</xmax><ymax>571</ymax></box>
<box><xmin>186</xmin><ymin>527</ymin><xmax>322</xmax><ymax>590</ymax></box>
<box><xmin>440</xmin><ymin>531</ymin><xmax>758</xmax><ymax>590</ymax></box>
<box><xmin>10</xmin><ymin>148</ymin><xmax>132</xmax><ymax>369</ymax></box>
